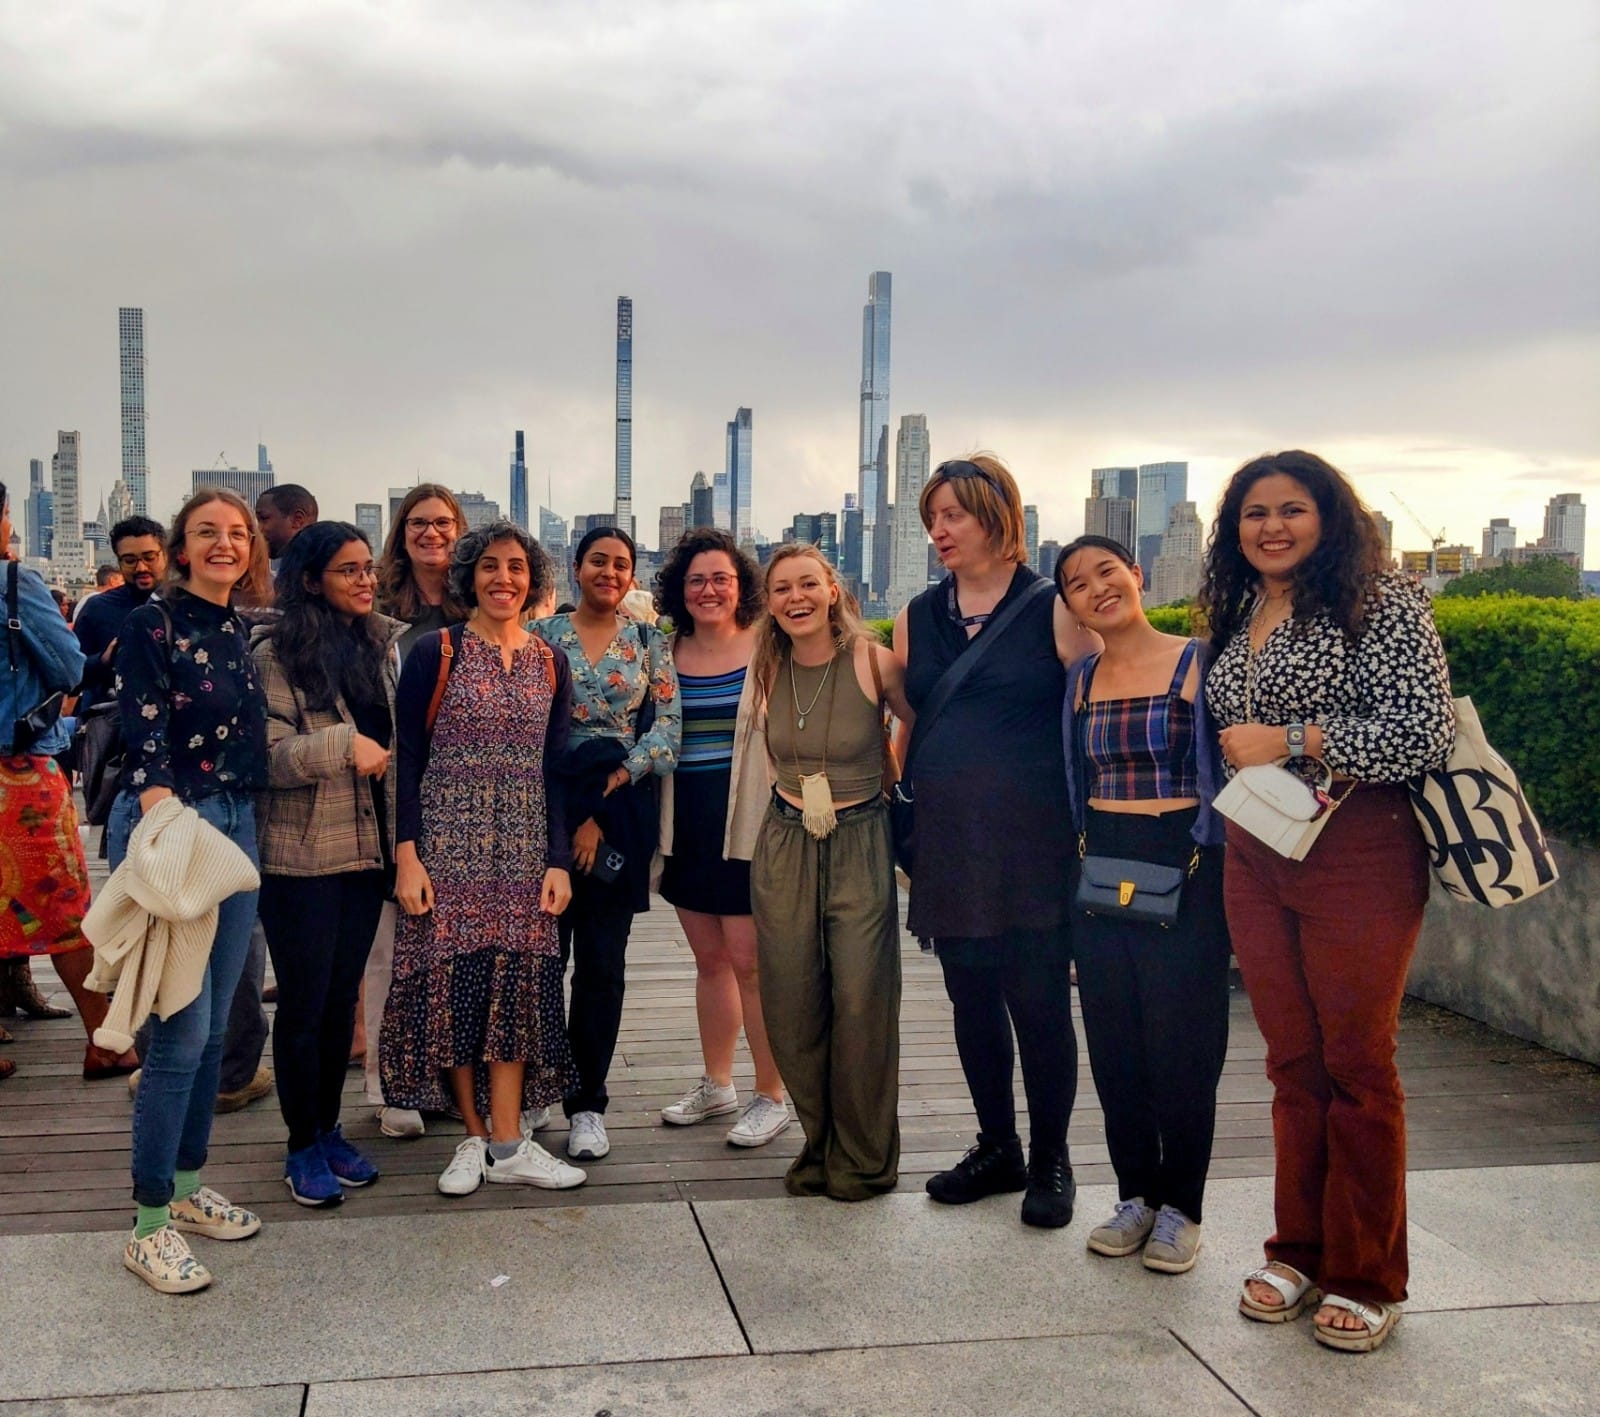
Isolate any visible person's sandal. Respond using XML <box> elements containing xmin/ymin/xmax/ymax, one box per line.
<box><xmin>1239</xmin><ymin>1263</ymin><xmax>1321</xmax><ymax>1323</ymax></box>
<box><xmin>1313</xmin><ymin>1295</ymin><xmax>1400</xmax><ymax>1353</ymax></box>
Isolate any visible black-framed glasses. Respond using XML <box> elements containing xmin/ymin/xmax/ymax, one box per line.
<box><xmin>936</xmin><ymin>459</ymin><xmax>1001</xmax><ymax>491</ymax></box>
<box><xmin>117</xmin><ymin>551</ymin><xmax>164</xmax><ymax>568</ymax></box>
<box><xmin>325</xmin><ymin>562</ymin><xmax>379</xmax><ymax>584</ymax></box>
<box><xmin>405</xmin><ymin>516</ymin><xmax>457</xmax><ymax>535</ymax></box>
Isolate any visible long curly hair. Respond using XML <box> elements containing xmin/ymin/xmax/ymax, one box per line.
<box><xmin>1198</xmin><ymin>450</ymin><xmax>1387</xmax><ymax>649</ymax></box>
<box><xmin>377</xmin><ymin>483</ymin><xmax>468</xmax><ymax>623</ymax></box>
<box><xmin>654</xmin><ymin>527</ymin><xmax>763</xmax><ymax>636</ymax></box>
<box><xmin>266</xmin><ymin>522</ymin><xmax>390</xmax><ymax>712</ymax></box>
<box><xmin>749</xmin><ymin>544</ymin><xmax>868</xmax><ymax>708</ymax></box>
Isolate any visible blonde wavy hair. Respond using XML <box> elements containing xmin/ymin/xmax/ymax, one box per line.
<box><xmin>749</xmin><ymin>543</ymin><xmax>868</xmax><ymax>707</ymax></box>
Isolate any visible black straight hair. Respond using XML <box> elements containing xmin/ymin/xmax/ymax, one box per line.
<box><xmin>574</xmin><ymin>524</ymin><xmax>637</xmax><ymax>568</ymax></box>
<box><xmin>1053</xmin><ymin>535</ymin><xmax>1136</xmax><ymax>598</ymax></box>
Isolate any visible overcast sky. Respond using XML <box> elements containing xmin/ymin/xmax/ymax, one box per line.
<box><xmin>2</xmin><ymin>0</ymin><xmax>1596</xmax><ymax>566</ymax></box>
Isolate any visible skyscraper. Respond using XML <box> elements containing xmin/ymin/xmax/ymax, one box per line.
<box><xmin>51</xmin><ymin>431</ymin><xmax>86</xmax><ymax>568</ymax></box>
<box><xmin>192</xmin><ymin>464</ymin><xmax>274</xmax><ymax>503</ymax></box>
<box><xmin>615</xmin><ymin>297</ymin><xmax>633</xmax><ymax>539</ymax></box>
<box><xmin>1023</xmin><ymin>505</ymin><xmax>1040</xmax><ymax>574</ymax></box>
<box><xmin>790</xmin><ymin>512</ymin><xmax>839</xmax><ymax>564</ymax></box>
<box><xmin>1137</xmin><ymin>461</ymin><xmax>1188</xmax><ymax>578</ymax></box>
<box><xmin>1085</xmin><ymin>494</ymin><xmax>1136</xmax><ymax>553</ymax></box>
<box><xmin>689</xmin><ymin>471</ymin><xmax>713</xmax><ymax>530</ymax></box>
<box><xmin>658</xmin><ymin>504</ymin><xmax>686</xmax><ymax>554</ymax></box>
<box><xmin>457</xmin><ymin>492</ymin><xmax>502</xmax><ymax>530</ymax></box>
<box><xmin>108</xmin><ymin>479</ymin><xmax>134</xmax><ymax>526</ymax></box>
<box><xmin>355</xmin><ymin>503</ymin><xmax>384</xmax><ymax>547</ymax></box>
<box><xmin>888</xmin><ymin>413</ymin><xmax>932</xmax><ymax>612</ymax></box>
<box><xmin>509</xmin><ymin>430</ymin><xmax>529</xmax><ymax>530</ymax></box>
<box><xmin>257</xmin><ymin>442</ymin><xmax>273</xmax><ymax>477</ymax></box>
<box><xmin>1482</xmin><ymin>517</ymin><xmax>1515</xmax><ymax>561</ymax></box>
<box><xmin>725</xmin><ymin>407</ymin><xmax>753</xmax><ymax>544</ymax></box>
<box><xmin>712</xmin><ymin>472</ymin><xmax>731</xmax><ymax>532</ymax></box>
<box><xmin>1091</xmin><ymin>466</ymin><xmax>1139</xmax><ymax>500</ymax></box>
<box><xmin>119</xmin><ymin>308</ymin><xmax>149</xmax><ymax>515</ymax></box>
<box><xmin>857</xmin><ymin>272</ymin><xmax>892</xmax><ymax>602</ymax></box>
<box><xmin>1542</xmin><ymin>493</ymin><xmax>1586</xmax><ymax>564</ymax></box>
<box><xmin>1150</xmin><ymin>501</ymin><xmax>1205</xmax><ymax>606</ymax></box>
<box><xmin>840</xmin><ymin>492</ymin><xmax>863</xmax><ymax>584</ymax></box>
<box><xmin>24</xmin><ymin>458</ymin><xmax>47</xmax><ymax>560</ymax></box>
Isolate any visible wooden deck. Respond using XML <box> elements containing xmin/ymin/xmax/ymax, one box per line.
<box><xmin>3</xmin><ymin>902</ymin><xmax>1598</xmax><ymax>1237</ymax></box>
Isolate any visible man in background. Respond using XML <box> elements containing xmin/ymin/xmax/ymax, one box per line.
<box><xmin>255</xmin><ymin>485</ymin><xmax>319</xmax><ymax>565</ymax></box>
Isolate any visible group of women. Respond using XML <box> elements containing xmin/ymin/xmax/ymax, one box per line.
<box><xmin>0</xmin><ymin>450</ymin><xmax>1455</xmax><ymax>1355</ymax></box>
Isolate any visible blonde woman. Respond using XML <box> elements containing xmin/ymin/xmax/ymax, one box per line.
<box><xmin>750</xmin><ymin>545</ymin><xmax>911</xmax><ymax>1200</ymax></box>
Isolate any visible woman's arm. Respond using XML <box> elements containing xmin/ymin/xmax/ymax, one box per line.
<box><xmin>17</xmin><ymin>567</ymin><xmax>86</xmax><ymax>694</ymax></box>
<box><xmin>542</xmin><ymin>642</ymin><xmax>574</xmax><ymax>871</ymax></box>
<box><xmin>1053</xmin><ymin>596</ymin><xmax>1103</xmax><ymax>666</ymax></box>
<box><xmin>625</xmin><ymin>624</ymin><xmax>681</xmax><ymax>780</ymax></box>
<box><xmin>254</xmin><ymin>640</ymin><xmax>358</xmax><ymax>789</ymax></box>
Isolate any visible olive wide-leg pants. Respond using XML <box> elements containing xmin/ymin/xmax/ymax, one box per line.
<box><xmin>751</xmin><ymin>796</ymin><xmax>901</xmax><ymax>1201</ymax></box>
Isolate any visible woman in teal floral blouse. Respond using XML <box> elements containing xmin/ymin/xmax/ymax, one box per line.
<box><xmin>534</xmin><ymin>526</ymin><xmax>680</xmax><ymax>1165</ymax></box>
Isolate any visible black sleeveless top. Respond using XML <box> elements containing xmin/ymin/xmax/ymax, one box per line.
<box><xmin>903</xmin><ymin>566</ymin><xmax>1072</xmax><ymax>940</ymax></box>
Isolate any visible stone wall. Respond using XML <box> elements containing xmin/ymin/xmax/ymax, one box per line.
<box><xmin>1407</xmin><ymin>835</ymin><xmax>1600</xmax><ymax>1065</ymax></box>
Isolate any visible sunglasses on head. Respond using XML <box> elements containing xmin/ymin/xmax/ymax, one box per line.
<box><xmin>936</xmin><ymin>459</ymin><xmax>1001</xmax><ymax>491</ymax></box>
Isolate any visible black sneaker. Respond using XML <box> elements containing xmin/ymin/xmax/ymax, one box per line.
<box><xmin>1020</xmin><ymin>1147</ymin><xmax>1076</xmax><ymax>1229</ymax></box>
<box><xmin>925</xmin><ymin>1134</ymin><xmax>1027</xmax><ymax>1205</ymax></box>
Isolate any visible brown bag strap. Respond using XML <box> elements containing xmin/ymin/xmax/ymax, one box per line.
<box><xmin>425</xmin><ymin>632</ymin><xmax>456</xmax><ymax>734</ymax></box>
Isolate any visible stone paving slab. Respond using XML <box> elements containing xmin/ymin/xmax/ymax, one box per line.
<box><xmin>1</xmin><ymin>1390</ymin><xmax>302</xmax><ymax>1416</ymax></box>
<box><xmin>0</xmin><ymin>1204</ymin><xmax>745</xmax><ymax>1403</ymax></box>
<box><xmin>301</xmin><ymin>1332</ymin><xmax>1250</xmax><ymax>1416</ymax></box>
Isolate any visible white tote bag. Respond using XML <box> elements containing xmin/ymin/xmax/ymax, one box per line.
<box><xmin>1408</xmin><ymin>697</ymin><xmax>1559</xmax><ymax>908</ymax></box>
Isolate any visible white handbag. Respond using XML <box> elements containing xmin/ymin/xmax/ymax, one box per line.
<box><xmin>1214</xmin><ymin>760</ymin><xmax>1345</xmax><ymax>861</ymax></box>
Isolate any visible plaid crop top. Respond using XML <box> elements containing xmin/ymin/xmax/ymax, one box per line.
<box><xmin>1076</xmin><ymin>639</ymin><xmax>1200</xmax><ymax>801</ymax></box>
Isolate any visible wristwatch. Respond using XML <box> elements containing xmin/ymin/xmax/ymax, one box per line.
<box><xmin>1285</xmin><ymin>721</ymin><xmax>1308</xmax><ymax>758</ymax></box>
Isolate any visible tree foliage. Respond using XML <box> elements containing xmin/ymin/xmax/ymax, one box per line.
<box><xmin>1441</xmin><ymin>556</ymin><xmax>1582</xmax><ymax>601</ymax></box>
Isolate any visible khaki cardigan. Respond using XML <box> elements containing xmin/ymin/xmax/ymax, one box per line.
<box><xmin>251</xmin><ymin>616</ymin><xmax>407</xmax><ymax>876</ymax></box>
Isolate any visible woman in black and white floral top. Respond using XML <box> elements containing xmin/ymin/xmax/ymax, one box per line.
<box><xmin>108</xmin><ymin>488</ymin><xmax>272</xmax><ymax>1296</ymax></box>
<box><xmin>1200</xmin><ymin>451</ymin><xmax>1453</xmax><ymax>1354</ymax></box>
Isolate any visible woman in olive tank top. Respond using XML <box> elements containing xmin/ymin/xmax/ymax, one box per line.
<box><xmin>748</xmin><ymin>544</ymin><xmax>913</xmax><ymax>1201</ymax></box>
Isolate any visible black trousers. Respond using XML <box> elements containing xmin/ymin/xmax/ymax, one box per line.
<box><xmin>258</xmin><ymin>871</ymin><xmax>388</xmax><ymax>1151</ymax></box>
<box><xmin>1073</xmin><ymin>807</ymin><xmax>1231</xmax><ymax>1221</ymax></box>
<box><xmin>937</xmin><ymin>926</ymin><xmax>1077</xmax><ymax>1158</ymax></box>
<box><xmin>557</xmin><ymin>870</ymin><xmax>637</xmax><ymax>1117</ymax></box>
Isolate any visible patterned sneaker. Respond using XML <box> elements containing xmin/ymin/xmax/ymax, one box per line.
<box><xmin>170</xmin><ymin>1186</ymin><xmax>262</xmax><ymax>1241</ymax></box>
<box><xmin>438</xmin><ymin>1137</ymin><xmax>487</xmax><ymax>1197</ymax></box>
<box><xmin>124</xmin><ymin>1225</ymin><xmax>212</xmax><ymax>1294</ymax></box>
<box><xmin>520</xmin><ymin>1106</ymin><xmax>551</xmax><ymax>1137</ymax></box>
<box><xmin>1087</xmin><ymin>1199</ymin><xmax>1156</xmax><ymax>1257</ymax></box>
<box><xmin>1142</xmin><ymin>1205</ymin><xmax>1203</xmax><ymax>1274</ymax></box>
<box><xmin>377</xmin><ymin>1106</ymin><xmax>425</xmax><ymax>1139</ymax></box>
<box><xmin>284</xmin><ymin>1142</ymin><xmax>344</xmax><ymax>1208</ymax></box>
<box><xmin>484</xmin><ymin>1139</ymin><xmax>587</xmax><ymax>1190</ymax></box>
<box><xmin>662</xmin><ymin>1076</ymin><xmax>739</xmax><ymax>1126</ymax></box>
<box><xmin>726</xmin><ymin>1095</ymin><xmax>792</xmax><ymax>1148</ymax></box>
<box><xmin>567</xmin><ymin>1110</ymin><xmax>610</xmax><ymax>1160</ymax></box>
<box><xmin>319</xmin><ymin>1125</ymin><xmax>379</xmax><ymax>1187</ymax></box>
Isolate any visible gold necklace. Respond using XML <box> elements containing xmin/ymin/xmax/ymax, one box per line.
<box><xmin>788</xmin><ymin>649</ymin><xmax>835</xmax><ymax>731</ymax></box>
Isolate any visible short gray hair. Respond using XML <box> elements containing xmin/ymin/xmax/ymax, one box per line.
<box><xmin>448</xmin><ymin>520</ymin><xmax>554</xmax><ymax>612</ymax></box>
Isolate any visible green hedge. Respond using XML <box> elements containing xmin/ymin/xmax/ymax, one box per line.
<box><xmin>1433</xmin><ymin>596</ymin><xmax>1600</xmax><ymax>846</ymax></box>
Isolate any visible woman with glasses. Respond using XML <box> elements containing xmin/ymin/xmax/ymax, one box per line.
<box><xmin>534</xmin><ymin>526</ymin><xmax>680</xmax><ymax>1165</ymax></box>
<box><xmin>106</xmin><ymin>488</ymin><xmax>272</xmax><ymax>1293</ymax></box>
<box><xmin>252</xmin><ymin>523</ymin><xmax>403</xmax><ymax>1207</ymax></box>
<box><xmin>652</xmin><ymin>529</ymin><xmax>790</xmax><ymax>1147</ymax></box>
<box><xmin>893</xmin><ymin>455</ymin><xmax>1098</xmax><ymax>1229</ymax></box>
<box><xmin>363</xmin><ymin>484</ymin><xmax>466</xmax><ymax>1139</ymax></box>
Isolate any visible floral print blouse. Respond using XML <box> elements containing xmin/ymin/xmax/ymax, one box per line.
<box><xmin>115</xmin><ymin>588</ymin><xmax>269</xmax><ymax>801</ymax></box>
<box><xmin>532</xmin><ymin>614</ymin><xmax>681</xmax><ymax>782</ymax></box>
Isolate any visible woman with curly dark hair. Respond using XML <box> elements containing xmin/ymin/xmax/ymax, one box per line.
<box><xmin>652</xmin><ymin>529</ymin><xmax>789</xmax><ymax>1147</ymax></box>
<box><xmin>1201</xmin><ymin>451</ymin><xmax>1454</xmax><ymax>1352</ymax></box>
<box><xmin>252</xmin><ymin>523</ymin><xmax>403</xmax><ymax>1206</ymax></box>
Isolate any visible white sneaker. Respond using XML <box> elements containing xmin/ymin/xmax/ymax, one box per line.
<box><xmin>661</xmin><ymin>1076</ymin><xmax>740</xmax><ymax>1126</ymax></box>
<box><xmin>726</xmin><ymin>1094</ymin><xmax>792</xmax><ymax>1148</ymax></box>
<box><xmin>378</xmin><ymin>1106</ymin><xmax>425</xmax><ymax>1139</ymax></box>
<box><xmin>520</xmin><ymin>1106</ymin><xmax>551</xmax><ymax>1137</ymax></box>
<box><xmin>437</xmin><ymin>1136</ymin><xmax>487</xmax><ymax>1196</ymax></box>
<box><xmin>567</xmin><ymin>1110</ymin><xmax>610</xmax><ymax>1160</ymax></box>
<box><xmin>484</xmin><ymin>1139</ymin><xmax>587</xmax><ymax>1190</ymax></box>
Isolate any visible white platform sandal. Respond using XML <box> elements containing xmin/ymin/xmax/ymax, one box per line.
<box><xmin>1313</xmin><ymin>1294</ymin><xmax>1401</xmax><ymax>1352</ymax></box>
<box><xmin>1239</xmin><ymin>1263</ymin><xmax>1321</xmax><ymax>1323</ymax></box>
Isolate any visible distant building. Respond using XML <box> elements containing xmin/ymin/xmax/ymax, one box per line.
<box><xmin>857</xmin><ymin>272</ymin><xmax>893</xmax><ymax>600</ymax></box>
<box><xmin>790</xmin><ymin>512</ymin><xmax>839</xmax><ymax>565</ymax></box>
<box><xmin>510</xmin><ymin>430</ymin><xmax>529</xmax><ymax>531</ymax></box>
<box><xmin>1091</xmin><ymin>466</ymin><xmax>1139</xmax><ymax>501</ymax></box>
<box><xmin>1037</xmin><ymin>539</ymin><xmax>1062</xmax><ymax>577</ymax></box>
<box><xmin>1542</xmin><ymin>494</ymin><xmax>1586</xmax><ymax>565</ymax></box>
<box><xmin>257</xmin><ymin>442</ymin><xmax>273</xmax><ymax>476</ymax></box>
<box><xmin>725</xmin><ymin>407</ymin><xmax>753</xmax><ymax>545</ymax></box>
<box><xmin>1482</xmin><ymin>517</ymin><xmax>1516</xmax><ymax>562</ymax></box>
<box><xmin>840</xmin><ymin>492</ymin><xmax>863</xmax><ymax>584</ymax></box>
<box><xmin>1372</xmin><ymin>511</ymin><xmax>1394</xmax><ymax>562</ymax></box>
<box><xmin>1150</xmin><ymin>501</ymin><xmax>1205</xmax><ymax>606</ymax></box>
<box><xmin>52</xmin><ymin>431</ymin><xmax>90</xmax><ymax>571</ymax></box>
<box><xmin>457</xmin><ymin>491</ymin><xmax>501</xmax><ymax>531</ymax></box>
<box><xmin>119</xmin><ymin>308</ymin><xmax>149</xmax><ymax>514</ymax></box>
<box><xmin>25</xmin><ymin>458</ymin><xmax>49</xmax><ymax>560</ymax></box>
<box><xmin>107</xmin><ymin>479</ymin><xmax>134</xmax><ymax>527</ymax></box>
<box><xmin>615</xmin><ymin>297</ymin><xmax>634</xmax><ymax>539</ymax></box>
<box><xmin>658</xmin><ymin>504</ymin><xmax>686</xmax><ymax>555</ymax></box>
<box><xmin>355</xmin><ymin>503</ymin><xmax>384</xmax><ymax>547</ymax></box>
<box><xmin>1506</xmin><ymin>543</ymin><xmax>1581</xmax><ymax>569</ymax></box>
<box><xmin>192</xmin><ymin>464</ymin><xmax>274</xmax><ymax>505</ymax></box>
<box><xmin>1137</xmin><ymin>462</ymin><xmax>1188</xmax><ymax>579</ymax></box>
<box><xmin>689</xmin><ymin>471</ymin><xmax>714</xmax><ymax>530</ymax></box>
<box><xmin>387</xmin><ymin>487</ymin><xmax>412</xmax><ymax>532</ymax></box>
<box><xmin>888</xmin><ymin>414</ymin><xmax>932</xmax><ymax>613</ymax></box>
<box><xmin>1401</xmin><ymin>545</ymin><xmax>1476</xmax><ymax>578</ymax></box>
<box><xmin>1085</xmin><ymin>495</ymin><xmax>1136</xmax><ymax>554</ymax></box>
<box><xmin>539</xmin><ymin>505</ymin><xmax>568</xmax><ymax>552</ymax></box>
<box><xmin>1023</xmin><ymin>505</ymin><xmax>1040</xmax><ymax>574</ymax></box>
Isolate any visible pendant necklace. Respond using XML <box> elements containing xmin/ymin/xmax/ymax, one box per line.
<box><xmin>788</xmin><ymin>649</ymin><xmax>835</xmax><ymax>731</ymax></box>
<box><xmin>789</xmin><ymin>648</ymin><xmax>842</xmax><ymax>839</ymax></box>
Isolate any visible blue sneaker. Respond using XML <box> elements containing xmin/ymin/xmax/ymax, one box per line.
<box><xmin>318</xmin><ymin>1124</ymin><xmax>380</xmax><ymax>1188</ymax></box>
<box><xmin>284</xmin><ymin>1142</ymin><xmax>344</xmax><ymax>1208</ymax></box>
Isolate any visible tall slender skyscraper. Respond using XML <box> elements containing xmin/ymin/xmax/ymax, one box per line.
<box><xmin>25</xmin><ymin>458</ymin><xmax>46</xmax><ymax>559</ymax></box>
<box><xmin>119</xmin><ymin>308</ymin><xmax>148</xmax><ymax>515</ymax></box>
<box><xmin>509</xmin><ymin>430</ymin><xmax>529</xmax><ymax>529</ymax></box>
<box><xmin>52</xmin><ymin>431</ymin><xmax>84</xmax><ymax>567</ymax></box>
<box><xmin>1137</xmin><ymin>461</ymin><xmax>1189</xmax><ymax>579</ymax></box>
<box><xmin>615</xmin><ymin>297</ymin><xmax>634</xmax><ymax>538</ymax></box>
<box><xmin>857</xmin><ymin>272</ymin><xmax>892</xmax><ymax>602</ymax></box>
<box><xmin>725</xmin><ymin>407</ymin><xmax>753</xmax><ymax>544</ymax></box>
<box><xmin>888</xmin><ymin>413</ymin><xmax>931</xmax><ymax>612</ymax></box>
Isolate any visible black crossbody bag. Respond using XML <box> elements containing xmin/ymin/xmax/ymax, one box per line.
<box><xmin>891</xmin><ymin>577</ymin><xmax>1055</xmax><ymax>875</ymax></box>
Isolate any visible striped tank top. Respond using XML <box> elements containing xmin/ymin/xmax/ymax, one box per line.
<box><xmin>676</xmin><ymin>666</ymin><xmax>745</xmax><ymax>775</ymax></box>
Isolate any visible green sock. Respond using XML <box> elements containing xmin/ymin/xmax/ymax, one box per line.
<box><xmin>173</xmin><ymin>1169</ymin><xmax>200</xmax><ymax>1203</ymax></box>
<box><xmin>135</xmin><ymin>1203</ymin><xmax>170</xmax><ymax>1240</ymax></box>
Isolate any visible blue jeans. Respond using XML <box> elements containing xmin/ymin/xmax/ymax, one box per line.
<box><xmin>108</xmin><ymin>790</ymin><xmax>261</xmax><ymax>1208</ymax></box>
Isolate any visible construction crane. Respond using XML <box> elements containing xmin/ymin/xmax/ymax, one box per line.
<box><xmin>1392</xmin><ymin>492</ymin><xmax>1446</xmax><ymax>580</ymax></box>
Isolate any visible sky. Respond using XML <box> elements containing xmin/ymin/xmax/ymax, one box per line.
<box><xmin>2</xmin><ymin>0</ymin><xmax>1597</xmax><ymax>567</ymax></box>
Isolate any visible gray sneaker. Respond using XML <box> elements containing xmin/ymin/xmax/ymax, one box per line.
<box><xmin>726</xmin><ymin>1094</ymin><xmax>792</xmax><ymax>1147</ymax></box>
<box><xmin>1142</xmin><ymin>1204</ymin><xmax>1202</xmax><ymax>1273</ymax></box>
<box><xmin>662</xmin><ymin>1076</ymin><xmax>739</xmax><ymax>1126</ymax></box>
<box><xmin>1087</xmin><ymin>1198</ymin><xmax>1156</xmax><ymax>1257</ymax></box>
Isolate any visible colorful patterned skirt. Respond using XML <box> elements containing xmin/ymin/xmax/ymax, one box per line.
<box><xmin>0</xmin><ymin>755</ymin><xmax>91</xmax><ymax>957</ymax></box>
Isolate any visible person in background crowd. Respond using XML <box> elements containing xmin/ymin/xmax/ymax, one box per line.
<box><xmin>653</xmin><ymin>529</ymin><xmax>790</xmax><ymax>1148</ymax></box>
<box><xmin>253</xmin><ymin>523</ymin><xmax>402</xmax><ymax>1207</ymax></box>
<box><xmin>894</xmin><ymin>454</ymin><xmax>1099</xmax><ymax>1229</ymax></box>
<box><xmin>70</xmin><ymin>563</ymin><xmax>124</xmax><ymax>623</ymax></box>
<box><xmin>0</xmin><ymin>481</ymin><xmax>133</xmax><ymax>1081</ymax></box>
<box><xmin>361</xmin><ymin>483</ymin><xmax>468</xmax><ymax>1138</ymax></box>
<box><xmin>535</xmin><ymin>526</ymin><xmax>680</xmax><ymax>1165</ymax></box>
<box><xmin>255</xmin><ymin>485</ymin><xmax>320</xmax><ymax>565</ymax></box>
<box><xmin>384</xmin><ymin>521</ymin><xmax>585</xmax><ymax>1197</ymax></box>
<box><xmin>107</xmin><ymin>487</ymin><xmax>272</xmax><ymax>1294</ymax></box>
<box><xmin>1202</xmin><ymin>450</ymin><xmax>1455</xmax><ymax>1352</ymax></box>
<box><xmin>74</xmin><ymin>516</ymin><xmax>169</xmax><ymax>708</ymax></box>
<box><xmin>749</xmin><ymin>544</ymin><xmax>909</xmax><ymax>1199</ymax></box>
<box><xmin>1058</xmin><ymin>535</ymin><xmax>1230</xmax><ymax>1274</ymax></box>
<box><xmin>49</xmin><ymin>587</ymin><xmax>72</xmax><ymax>620</ymax></box>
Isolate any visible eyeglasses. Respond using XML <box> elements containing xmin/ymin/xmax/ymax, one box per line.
<box><xmin>936</xmin><ymin>460</ymin><xmax>1002</xmax><ymax>491</ymax></box>
<box><xmin>685</xmin><ymin>573</ymin><xmax>737</xmax><ymax>591</ymax></box>
<box><xmin>325</xmin><ymin>563</ymin><xmax>379</xmax><ymax>584</ymax></box>
<box><xmin>117</xmin><ymin>551</ymin><xmax>164</xmax><ymax>568</ymax></box>
<box><xmin>406</xmin><ymin>516</ymin><xmax>457</xmax><ymax>535</ymax></box>
<box><xmin>187</xmin><ymin>526</ymin><xmax>254</xmax><ymax>547</ymax></box>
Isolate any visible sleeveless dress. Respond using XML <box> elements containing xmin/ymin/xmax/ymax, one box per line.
<box><xmin>660</xmin><ymin>666</ymin><xmax>752</xmax><ymax>916</ymax></box>
<box><xmin>380</xmin><ymin>632</ymin><xmax>575</xmax><ymax>1114</ymax></box>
